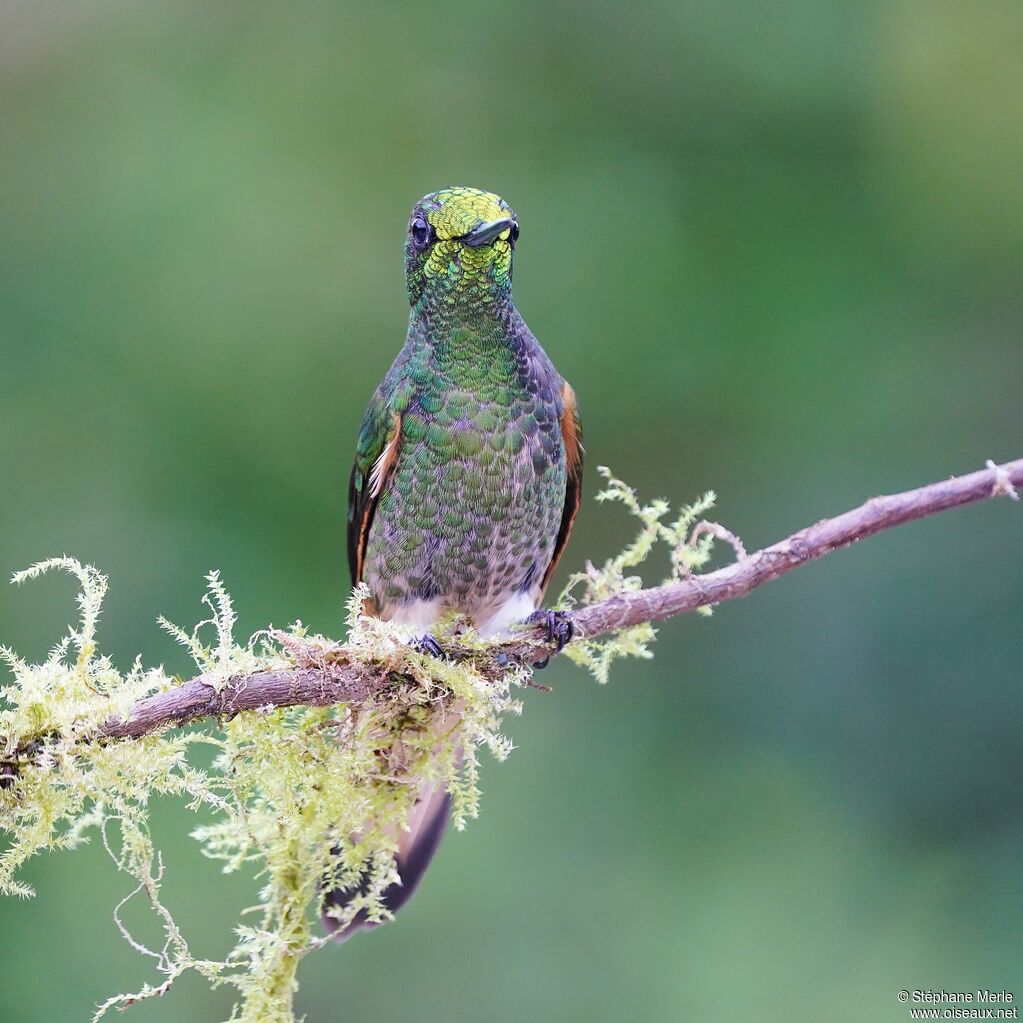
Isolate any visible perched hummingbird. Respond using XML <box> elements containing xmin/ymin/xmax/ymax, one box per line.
<box><xmin>322</xmin><ymin>186</ymin><xmax>583</xmax><ymax>940</ymax></box>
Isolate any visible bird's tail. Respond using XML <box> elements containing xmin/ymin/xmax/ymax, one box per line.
<box><xmin>321</xmin><ymin>781</ymin><xmax>451</xmax><ymax>942</ymax></box>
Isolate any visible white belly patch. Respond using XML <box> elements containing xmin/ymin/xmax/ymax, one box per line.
<box><xmin>383</xmin><ymin>591</ymin><xmax>539</xmax><ymax>639</ymax></box>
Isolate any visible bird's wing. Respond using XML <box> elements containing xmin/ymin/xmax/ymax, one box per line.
<box><xmin>347</xmin><ymin>387</ymin><xmax>406</xmax><ymax>587</ymax></box>
<box><xmin>541</xmin><ymin>379</ymin><xmax>584</xmax><ymax>594</ymax></box>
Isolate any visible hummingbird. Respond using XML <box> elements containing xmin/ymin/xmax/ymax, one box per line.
<box><xmin>322</xmin><ymin>186</ymin><xmax>583</xmax><ymax>940</ymax></box>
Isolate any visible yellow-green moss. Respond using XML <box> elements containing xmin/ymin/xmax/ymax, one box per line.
<box><xmin>0</xmin><ymin>472</ymin><xmax>720</xmax><ymax>1022</ymax></box>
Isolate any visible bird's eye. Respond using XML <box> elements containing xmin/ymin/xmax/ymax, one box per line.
<box><xmin>510</xmin><ymin>221</ymin><xmax>520</xmax><ymax>245</ymax></box>
<box><xmin>410</xmin><ymin>215</ymin><xmax>433</xmax><ymax>250</ymax></box>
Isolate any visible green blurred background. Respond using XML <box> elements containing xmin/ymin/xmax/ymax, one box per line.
<box><xmin>2</xmin><ymin>1</ymin><xmax>1021</xmax><ymax>1020</ymax></box>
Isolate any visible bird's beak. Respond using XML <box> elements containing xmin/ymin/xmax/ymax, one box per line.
<box><xmin>461</xmin><ymin>217</ymin><xmax>514</xmax><ymax>247</ymax></box>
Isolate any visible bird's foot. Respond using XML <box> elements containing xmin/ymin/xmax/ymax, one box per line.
<box><xmin>410</xmin><ymin>633</ymin><xmax>445</xmax><ymax>659</ymax></box>
<box><xmin>525</xmin><ymin>609</ymin><xmax>574</xmax><ymax>669</ymax></box>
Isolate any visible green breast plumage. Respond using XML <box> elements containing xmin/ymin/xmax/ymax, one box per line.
<box><xmin>357</xmin><ymin>306</ymin><xmax>568</xmax><ymax>631</ymax></box>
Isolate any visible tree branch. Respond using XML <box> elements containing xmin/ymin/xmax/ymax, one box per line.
<box><xmin>570</xmin><ymin>456</ymin><xmax>1021</xmax><ymax>637</ymax></box>
<box><xmin>14</xmin><ymin>457</ymin><xmax>1023</xmax><ymax>757</ymax></box>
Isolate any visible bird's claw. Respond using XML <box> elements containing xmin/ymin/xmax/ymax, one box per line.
<box><xmin>410</xmin><ymin>634</ymin><xmax>445</xmax><ymax>659</ymax></box>
<box><xmin>525</xmin><ymin>609</ymin><xmax>574</xmax><ymax>669</ymax></box>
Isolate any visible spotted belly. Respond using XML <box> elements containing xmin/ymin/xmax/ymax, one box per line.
<box><xmin>363</xmin><ymin>417</ymin><xmax>566</xmax><ymax>635</ymax></box>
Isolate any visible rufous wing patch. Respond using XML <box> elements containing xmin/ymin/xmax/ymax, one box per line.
<box><xmin>540</xmin><ymin>381</ymin><xmax>584</xmax><ymax>594</ymax></box>
<box><xmin>369</xmin><ymin>414</ymin><xmax>402</xmax><ymax>499</ymax></box>
<box><xmin>348</xmin><ymin>412</ymin><xmax>402</xmax><ymax>588</ymax></box>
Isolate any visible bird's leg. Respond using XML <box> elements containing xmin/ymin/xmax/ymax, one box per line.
<box><xmin>524</xmin><ymin>609</ymin><xmax>574</xmax><ymax>669</ymax></box>
<box><xmin>410</xmin><ymin>634</ymin><xmax>445</xmax><ymax>659</ymax></box>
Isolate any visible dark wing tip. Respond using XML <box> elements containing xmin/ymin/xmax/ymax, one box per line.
<box><xmin>322</xmin><ymin>789</ymin><xmax>452</xmax><ymax>943</ymax></box>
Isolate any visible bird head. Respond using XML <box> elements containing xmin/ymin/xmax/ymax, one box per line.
<box><xmin>404</xmin><ymin>186</ymin><xmax>519</xmax><ymax>310</ymax></box>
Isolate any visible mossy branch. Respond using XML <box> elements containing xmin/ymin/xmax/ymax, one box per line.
<box><xmin>37</xmin><ymin>454</ymin><xmax>1023</xmax><ymax>746</ymax></box>
<box><xmin>0</xmin><ymin>456</ymin><xmax>1019</xmax><ymax>1023</ymax></box>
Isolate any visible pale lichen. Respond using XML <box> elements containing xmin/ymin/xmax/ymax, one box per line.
<box><xmin>0</xmin><ymin>474</ymin><xmax>723</xmax><ymax>1022</ymax></box>
<box><xmin>0</xmin><ymin>562</ymin><xmax>522</xmax><ymax>1022</ymax></box>
<box><xmin>555</xmin><ymin>467</ymin><xmax>717</xmax><ymax>683</ymax></box>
